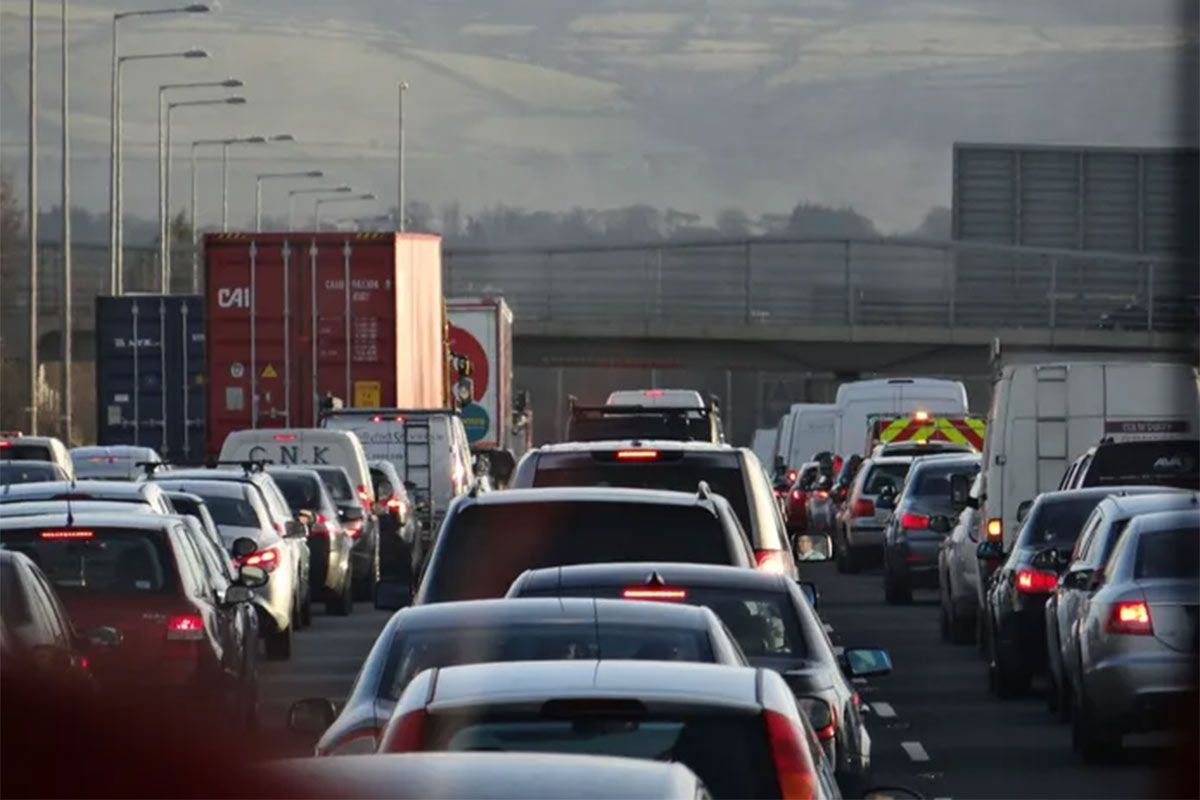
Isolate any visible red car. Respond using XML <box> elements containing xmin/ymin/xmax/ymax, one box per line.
<box><xmin>785</xmin><ymin>462</ymin><xmax>822</xmax><ymax>533</ymax></box>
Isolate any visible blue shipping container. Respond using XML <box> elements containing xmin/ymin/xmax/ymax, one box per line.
<box><xmin>95</xmin><ymin>294</ymin><xmax>206</xmax><ymax>464</ymax></box>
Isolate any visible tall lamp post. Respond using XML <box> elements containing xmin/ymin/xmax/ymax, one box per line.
<box><xmin>255</xmin><ymin>171</ymin><xmax>324</xmax><ymax>231</ymax></box>
<box><xmin>286</xmin><ymin>185</ymin><xmax>350</xmax><ymax>231</ymax></box>
<box><xmin>189</xmin><ymin>135</ymin><xmax>263</xmax><ymax>290</ymax></box>
<box><xmin>315</xmin><ymin>194</ymin><xmax>376</xmax><ymax>230</ymax></box>
<box><xmin>397</xmin><ymin>81</ymin><xmax>408</xmax><ymax>232</ymax></box>
<box><xmin>108</xmin><ymin>3</ymin><xmax>210</xmax><ymax>291</ymax></box>
<box><xmin>221</xmin><ymin>133</ymin><xmax>292</xmax><ymax>230</ymax></box>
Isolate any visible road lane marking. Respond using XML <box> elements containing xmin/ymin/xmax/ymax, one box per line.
<box><xmin>871</xmin><ymin>701</ymin><xmax>896</xmax><ymax>718</ymax></box>
<box><xmin>901</xmin><ymin>741</ymin><xmax>930</xmax><ymax>762</ymax></box>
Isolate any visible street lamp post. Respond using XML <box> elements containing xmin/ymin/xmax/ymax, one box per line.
<box><xmin>286</xmin><ymin>185</ymin><xmax>350</xmax><ymax>231</ymax></box>
<box><xmin>108</xmin><ymin>3</ymin><xmax>210</xmax><ymax>292</ymax></box>
<box><xmin>222</xmin><ymin>134</ymin><xmax>292</xmax><ymax>231</ymax></box>
<box><xmin>165</xmin><ymin>96</ymin><xmax>246</xmax><ymax>291</ymax></box>
<box><xmin>255</xmin><ymin>171</ymin><xmax>324</xmax><ymax>232</ymax></box>
<box><xmin>60</xmin><ymin>0</ymin><xmax>72</xmax><ymax>442</ymax></box>
<box><xmin>315</xmin><ymin>194</ymin><xmax>377</xmax><ymax>230</ymax></box>
<box><xmin>398</xmin><ymin>81</ymin><xmax>408</xmax><ymax>232</ymax></box>
<box><xmin>158</xmin><ymin>78</ymin><xmax>242</xmax><ymax>275</ymax></box>
<box><xmin>27</xmin><ymin>0</ymin><xmax>37</xmax><ymax>433</ymax></box>
<box><xmin>115</xmin><ymin>47</ymin><xmax>208</xmax><ymax>293</ymax></box>
<box><xmin>190</xmin><ymin>135</ymin><xmax>263</xmax><ymax>291</ymax></box>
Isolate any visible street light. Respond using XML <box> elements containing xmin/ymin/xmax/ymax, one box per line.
<box><xmin>189</xmin><ymin>135</ymin><xmax>264</xmax><ymax>291</ymax></box>
<box><xmin>108</xmin><ymin>2</ymin><xmax>210</xmax><ymax>290</ymax></box>
<box><xmin>315</xmin><ymin>193</ymin><xmax>376</xmax><ymax>230</ymax></box>
<box><xmin>164</xmin><ymin>95</ymin><xmax>246</xmax><ymax>290</ymax></box>
<box><xmin>222</xmin><ymin>133</ymin><xmax>292</xmax><ymax>230</ymax></box>
<box><xmin>398</xmin><ymin>81</ymin><xmax>408</xmax><ymax>232</ymax></box>
<box><xmin>114</xmin><ymin>47</ymin><xmax>208</xmax><ymax>293</ymax></box>
<box><xmin>255</xmin><ymin>171</ymin><xmax>324</xmax><ymax>232</ymax></box>
<box><xmin>158</xmin><ymin>78</ymin><xmax>242</xmax><ymax>271</ymax></box>
<box><xmin>286</xmin><ymin>185</ymin><xmax>350</xmax><ymax>231</ymax></box>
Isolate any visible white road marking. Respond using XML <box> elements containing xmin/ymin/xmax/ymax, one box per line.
<box><xmin>872</xmin><ymin>701</ymin><xmax>896</xmax><ymax>718</ymax></box>
<box><xmin>901</xmin><ymin>741</ymin><xmax>931</xmax><ymax>762</ymax></box>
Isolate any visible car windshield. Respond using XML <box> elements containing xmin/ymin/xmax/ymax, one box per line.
<box><xmin>382</xmin><ymin>624</ymin><xmax>713</xmax><ymax>700</ymax></box>
<box><xmin>1019</xmin><ymin>496</ymin><xmax>1108</xmax><ymax>547</ymax></box>
<box><xmin>0</xmin><ymin>528</ymin><xmax>172</xmax><ymax>594</ymax></box>
<box><xmin>0</xmin><ymin>444</ymin><xmax>53</xmax><ymax>462</ymax></box>
<box><xmin>1082</xmin><ymin>441</ymin><xmax>1200</xmax><ymax>490</ymax></box>
<box><xmin>314</xmin><ymin>468</ymin><xmax>355</xmax><ymax>503</ymax></box>
<box><xmin>270</xmin><ymin>472</ymin><xmax>324</xmax><ymax>512</ymax></box>
<box><xmin>1135</xmin><ymin>529</ymin><xmax>1200</xmax><ymax>579</ymax></box>
<box><xmin>864</xmin><ymin>463</ymin><xmax>911</xmax><ymax>495</ymax></box>
<box><xmin>423</xmin><ymin>502</ymin><xmax>732</xmax><ymax>602</ymax></box>
<box><xmin>0</xmin><ymin>463</ymin><xmax>61</xmax><ymax>485</ymax></box>
<box><xmin>427</xmin><ymin>711</ymin><xmax>777</xmax><ymax>800</ymax></box>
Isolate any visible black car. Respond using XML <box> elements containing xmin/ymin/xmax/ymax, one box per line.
<box><xmin>413</xmin><ymin>486</ymin><xmax>758</xmax><ymax>605</ymax></box>
<box><xmin>506</xmin><ymin>561</ymin><xmax>891</xmax><ymax>795</ymax></box>
<box><xmin>1059</xmin><ymin>437</ymin><xmax>1200</xmax><ymax>491</ymax></box>
<box><xmin>267</xmin><ymin>468</ymin><xmax>355</xmax><ymax>616</ymax></box>
<box><xmin>311</xmin><ymin>465</ymin><xmax>381</xmax><ymax>604</ymax></box>
<box><xmin>369</xmin><ymin>459</ymin><xmax>421</xmax><ymax>606</ymax></box>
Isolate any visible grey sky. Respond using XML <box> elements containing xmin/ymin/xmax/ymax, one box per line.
<box><xmin>1</xmin><ymin>0</ymin><xmax>1195</xmax><ymax>233</ymax></box>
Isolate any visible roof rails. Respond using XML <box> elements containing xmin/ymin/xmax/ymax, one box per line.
<box><xmin>696</xmin><ymin>480</ymin><xmax>713</xmax><ymax>502</ymax></box>
<box><xmin>136</xmin><ymin>460</ymin><xmax>170</xmax><ymax>476</ymax></box>
<box><xmin>208</xmin><ymin>459</ymin><xmax>273</xmax><ymax>475</ymax></box>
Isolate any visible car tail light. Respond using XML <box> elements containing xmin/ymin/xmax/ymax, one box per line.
<box><xmin>370</xmin><ymin>414</ymin><xmax>404</xmax><ymax>422</ymax></box>
<box><xmin>165</xmin><ymin>613</ymin><xmax>205</xmax><ymax>641</ymax></box>
<box><xmin>273</xmin><ymin>433</ymin><xmax>297</xmax><ymax>442</ymax></box>
<box><xmin>1015</xmin><ymin>568</ymin><xmax>1058</xmax><ymax>594</ymax></box>
<box><xmin>344</xmin><ymin>518</ymin><xmax>364</xmax><ymax>539</ymax></box>
<box><xmin>986</xmin><ymin>518</ymin><xmax>1003</xmax><ymax>541</ymax></box>
<box><xmin>755</xmin><ymin>549</ymin><xmax>788</xmax><ymax>575</ymax></box>
<box><xmin>622</xmin><ymin>587</ymin><xmax>688</xmax><ymax>601</ymax></box>
<box><xmin>310</xmin><ymin>512</ymin><xmax>331</xmax><ymax>537</ymax></box>
<box><xmin>851</xmin><ymin>498</ymin><xmax>875</xmax><ymax>518</ymax></box>
<box><xmin>357</xmin><ymin>484</ymin><xmax>372</xmax><ymax>509</ymax></box>
<box><xmin>790</xmin><ymin>489</ymin><xmax>803</xmax><ymax>502</ymax></box>
<box><xmin>39</xmin><ymin>529</ymin><xmax>94</xmax><ymax>540</ymax></box>
<box><xmin>763</xmin><ymin>709</ymin><xmax>818</xmax><ymax>800</ymax></box>
<box><xmin>1106</xmin><ymin>600</ymin><xmax>1153</xmax><ymax>635</ymax></box>
<box><xmin>785</xmin><ymin>469</ymin><xmax>798</xmax><ymax>484</ymax></box>
<box><xmin>380</xmin><ymin>708</ymin><xmax>429</xmax><ymax>753</ymax></box>
<box><xmin>0</xmin><ymin>441</ymin><xmax>11</xmax><ymax>448</ymax></box>
<box><xmin>899</xmin><ymin>512</ymin><xmax>929</xmax><ymax>530</ymax></box>
<box><xmin>239</xmin><ymin>546</ymin><xmax>282</xmax><ymax>573</ymax></box>
<box><xmin>814</xmin><ymin>490</ymin><xmax>829</xmax><ymax>500</ymax></box>
<box><xmin>643</xmin><ymin>389</ymin><xmax>665</xmax><ymax>397</ymax></box>
<box><xmin>616</xmin><ymin>449</ymin><xmax>659</xmax><ymax>461</ymax></box>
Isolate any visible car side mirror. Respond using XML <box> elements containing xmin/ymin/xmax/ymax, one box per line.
<box><xmin>86</xmin><ymin>625</ymin><xmax>122</xmax><ymax>648</ymax></box>
<box><xmin>795</xmin><ymin>695</ymin><xmax>834</xmax><ymax>732</ymax></box>
<box><xmin>841</xmin><ymin>647</ymin><xmax>893</xmax><ymax>678</ymax></box>
<box><xmin>286</xmin><ymin>520</ymin><xmax>307</xmax><ymax>539</ymax></box>
<box><xmin>238</xmin><ymin>564</ymin><xmax>269</xmax><ymax>589</ymax></box>
<box><xmin>795</xmin><ymin>579</ymin><xmax>819</xmax><ymax>610</ymax></box>
<box><xmin>339</xmin><ymin>505</ymin><xmax>364</xmax><ymax>522</ymax></box>
<box><xmin>288</xmin><ymin>698</ymin><xmax>338</xmax><ymax>736</ymax></box>
<box><xmin>1016</xmin><ymin>500</ymin><xmax>1033</xmax><ymax>524</ymax></box>
<box><xmin>976</xmin><ymin>540</ymin><xmax>1004</xmax><ymax>561</ymax></box>
<box><xmin>223</xmin><ymin>585</ymin><xmax>255</xmax><ymax>605</ymax></box>
<box><xmin>297</xmin><ymin>509</ymin><xmax>315</xmax><ymax>526</ymax></box>
<box><xmin>231</xmin><ymin>537</ymin><xmax>258</xmax><ymax>558</ymax></box>
<box><xmin>793</xmin><ymin>533</ymin><xmax>832</xmax><ymax>562</ymax></box>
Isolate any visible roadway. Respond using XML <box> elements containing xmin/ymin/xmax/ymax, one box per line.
<box><xmin>260</xmin><ymin>569</ymin><xmax>1169</xmax><ymax>797</ymax></box>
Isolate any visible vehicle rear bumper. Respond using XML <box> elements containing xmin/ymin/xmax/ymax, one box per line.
<box><xmin>1084</xmin><ymin>652</ymin><xmax>1199</xmax><ymax>731</ymax></box>
<box><xmin>996</xmin><ymin>607</ymin><xmax>1048</xmax><ymax>672</ymax></box>
<box><xmin>886</xmin><ymin>541</ymin><xmax>940</xmax><ymax>588</ymax></box>
<box><xmin>350</xmin><ymin>531</ymin><xmax>375</xmax><ymax>579</ymax></box>
<box><xmin>846</xmin><ymin>523</ymin><xmax>884</xmax><ymax>550</ymax></box>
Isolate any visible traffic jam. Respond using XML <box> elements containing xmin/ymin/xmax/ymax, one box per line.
<box><xmin>2</xmin><ymin>234</ymin><xmax>1198</xmax><ymax>799</ymax></box>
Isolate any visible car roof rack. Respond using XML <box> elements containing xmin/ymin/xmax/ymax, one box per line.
<box><xmin>135</xmin><ymin>460</ymin><xmax>170</xmax><ymax>476</ymax></box>
<box><xmin>208</xmin><ymin>459</ymin><xmax>272</xmax><ymax>475</ymax></box>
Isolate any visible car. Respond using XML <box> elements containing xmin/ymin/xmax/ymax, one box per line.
<box><xmin>69</xmin><ymin>446</ymin><xmax>164</xmax><ymax>481</ymax></box>
<box><xmin>0</xmin><ymin>512</ymin><xmax>267</xmax><ymax>726</ymax></box>
<box><xmin>567</xmin><ymin>391</ymin><xmax>725</xmax><ymax>444</ymax></box>
<box><xmin>151</xmin><ymin>478</ymin><xmax>304</xmax><ymax>660</ymax></box>
<box><xmin>606</xmin><ymin>388</ymin><xmax>708</xmax><ymax>408</ymax></box>
<box><xmin>0</xmin><ymin>460</ymin><xmax>71</xmax><ymax>486</ymax></box>
<box><xmin>288</xmin><ymin>596</ymin><xmax>748</xmax><ymax>755</ymax></box>
<box><xmin>162</xmin><ymin>491</ymin><xmax>224</xmax><ymax>558</ymax></box>
<box><xmin>265</xmin><ymin>752</ymin><xmax>709</xmax><ymax>800</ymax></box>
<box><xmin>880</xmin><ymin>454</ymin><xmax>980</xmax><ymax>604</ymax></box>
<box><xmin>785</xmin><ymin>461</ymin><xmax>821</xmax><ymax>534</ymax></box>
<box><xmin>980</xmin><ymin>487</ymin><xmax>1168</xmax><ymax>696</ymax></box>
<box><xmin>151</xmin><ymin>466</ymin><xmax>314</xmax><ymax>629</ymax></box>
<box><xmin>1059</xmin><ymin>437</ymin><xmax>1199</xmax><ymax>491</ymax></box>
<box><xmin>266</xmin><ymin>467</ymin><xmax>355</xmax><ymax>616</ymax></box>
<box><xmin>373</xmin><ymin>658</ymin><xmax>855</xmax><ymax>800</ymax></box>
<box><xmin>305</xmin><ymin>465</ymin><xmax>380</xmax><ymax>604</ymax></box>
<box><xmin>510</xmin><ymin>440</ymin><xmax>800</xmax><ymax>577</ymax></box>
<box><xmin>1046</xmin><ymin>491</ymin><xmax>1199</xmax><ymax>719</ymax></box>
<box><xmin>871</xmin><ymin>440</ymin><xmax>975</xmax><ymax>459</ymax></box>
<box><xmin>1071</xmin><ymin>508</ymin><xmax>1199</xmax><ymax>761</ymax></box>
<box><xmin>506</xmin><ymin>562</ymin><xmax>892</xmax><ymax>795</ymax></box>
<box><xmin>835</xmin><ymin>456</ymin><xmax>913</xmax><ymax>573</ymax></box>
<box><xmin>0</xmin><ymin>433</ymin><xmax>74</xmax><ymax>478</ymax></box>
<box><xmin>217</xmin><ymin>428</ymin><xmax>376</xmax><ymax>510</ymax></box>
<box><xmin>0</xmin><ymin>480</ymin><xmax>175</xmax><ymax>513</ymax></box>
<box><xmin>938</xmin><ymin>470</ymin><xmax>988</xmax><ymax>643</ymax></box>
<box><xmin>0</xmin><ymin>500</ymin><xmax>160</xmax><ymax>520</ymax></box>
<box><xmin>369</xmin><ymin>459</ymin><xmax>421</xmax><ymax>607</ymax></box>
<box><xmin>413</xmin><ymin>486</ymin><xmax>760</xmax><ymax>605</ymax></box>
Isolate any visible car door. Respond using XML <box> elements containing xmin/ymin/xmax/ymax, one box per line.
<box><xmin>189</xmin><ymin>521</ymin><xmax>252</xmax><ymax>683</ymax></box>
<box><xmin>1057</xmin><ymin>508</ymin><xmax>1106</xmax><ymax>680</ymax></box>
<box><xmin>22</xmin><ymin>564</ymin><xmax>79</xmax><ymax>676</ymax></box>
<box><xmin>172</xmin><ymin>524</ymin><xmax>232</xmax><ymax>679</ymax></box>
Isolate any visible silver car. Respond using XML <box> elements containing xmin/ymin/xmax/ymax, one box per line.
<box><xmin>835</xmin><ymin>456</ymin><xmax>913</xmax><ymax>572</ymax></box>
<box><xmin>1071</xmin><ymin>507</ymin><xmax>1199</xmax><ymax>761</ymax></box>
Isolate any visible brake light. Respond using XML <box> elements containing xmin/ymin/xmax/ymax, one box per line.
<box><xmin>379</xmin><ymin>708</ymin><xmax>429</xmax><ymax>753</ymax></box>
<box><xmin>786</xmin><ymin>469</ymin><xmax>798</xmax><ymax>484</ymax></box>
<box><xmin>39</xmin><ymin>529</ymin><xmax>94</xmax><ymax>540</ymax></box>
<box><xmin>370</xmin><ymin>415</ymin><xmax>405</xmax><ymax>422</ymax></box>
<box><xmin>790</xmin><ymin>489</ymin><xmax>803</xmax><ymax>502</ymax></box>
<box><xmin>386</xmin><ymin>496</ymin><xmax>403</xmax><ymax>511</ymax></box>
<box><xmin>0</xmin><ymin>442</ymin><xmax>10</xmax><ymax>448</ymax></box>
<box><xmin>165</xmin><ymin>614</ymin><xmax>205</xmax><ymax>641</ymax></box>
<box><xmin>273</xmin><ymin>433</ymin><xmax>297</xmax><ymax>442</ymax></box>
<box><xmin>344</xmin><ymin>518</ymin><xmax>364</xmax><ymax>539</ymax></box>
<box><xmin>814</xmin><ymin>490</ymin><xmax>829</xmax><ymax>500</ymax></box>
<box><xmin>643</xmin><ymin>389</ymin><xmax>665</xmax><ymax>397</ymax></box>
<box><xmin>755</xmin><ymin>549</ymin><xmax>788</xmax><ymax>575</ymax></box>
<box><xmin>357</xmin><ymin>484</ymin><xmax>371</xmax><ymax>508</ymax></box>
<box><xmin>899</xmin><ymin>512</ymin><xmax>929</xmax><ymax>530</ymax></box>
<box><xmin>616</xmin><ymin>449</ymin><xmax>659</xmax><ymax>461</ymax></box>
<box><xmin>310</xmin><ymin>512</ymin><xmax>330</xmax><ymax>537</ymax></box>
<box><xmin>851</xmin><ymin>498</ymin><xmax>875</xmax><ymax>517</ymax></box>
<box><xmin>763</xmin><ymin>710</ymin><xmax>818</xmax><ymax>800</ymax></box>
<box><xmin>1015</xmin><ymin>568</ymin><xmax>1058</xmax><ymax>594</ymax></box>
<box><xmin>1106</xmin><ymin>600</ymin><xmax>1153</xmax><ymax>635</ymax></box>
<box><xmin>814</xmin><ymin>703</ymin><xmax>837</xmax><ymax>742</ymax></box>
<box><xmin>239</xmin><ymin>546</ymin><xmax>282</xmax><ymax>573</ymax></box>
<box><xmin>622</xmin><ymin>587</ymin><xmax>688</xmax><ymax>601</ymax></box>
<box><xmin>986</xmin><ymin>518</ymin><xmax>1003</xmax><ymax>541</ymax></box>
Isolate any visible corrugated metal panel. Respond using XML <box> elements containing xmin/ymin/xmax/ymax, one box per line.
<box><xmin>1143</xmin><ymin>152</ymin><xmax>1200</xmax><ymax>256</ymax></box>
<box><xmin>1019</xmin><ymin>151</ymin><xmax>1079</xmax><ymax>248</ymax></box>
<box><xmin>954</xmin><ymin>147</ymin><xmax>1016</xmax><ymax>243</ymax></box>
<box><xmin>1083</xmin><ymin>153</ymin><xmax>1139</xmax><ymax>252</ymax></box>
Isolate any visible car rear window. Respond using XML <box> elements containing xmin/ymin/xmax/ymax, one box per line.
<box><xmin>1082</xmin><ymin>441</ymin><xmax>1200</xmax><ymax>490</ymax></box>
<box><xmin>911</xmin><ymin>462</ymin><xmax>978</xmax><ymax>496</ymax></box>
<box><xmin>1135</xmin><ymin>528</ymin><xmax>1200</xmax><ymax>579</ymax></box>
<box><xmin>1018</xmin><ymin>496</ymin><xmax>1107</xmax><ymax>547</ymax></box>
<box><xmin>568</xmin><ymin>414</ymin><xmax>713</xmax><ymax>442</ymax></box>
<box><xmin>426</xmin><ymin>711</ymin><xmax>777</xmax><ymax>799</ymax></box>
<box><xmin>72</xmin><ymin>458</ymin><xmax>139</xmax><ymax>480</ymax></box>
<box><xmin>0</xmin><ymin>444</ymin><xmax>53</xmax><ymax>462</ymax></box>
<box><xmin>271</xmin><ymin>472</ymin><xmax>323</xmax><ymax>511</ymax></box>
<box><xmin>0</xmin><ymin>463</ymin><xmax>62</xmax><ymax>485</ymax></box>
<box><xmin>382</xmin><ymin>623</ymin><xmax>713</xmax><ymax>700</ymax></box>
<box><xmin>863</xmin><ymin>463</ymin><xmax>910</xmax><ymax>494</ymax></box>
<box><xmin>531</xmin><ymin>455</ymin><xmax>752</xmax><ymax>534</ymax></box>
<box><xmin>314</xmin><ymin>467</ymin><xmax>355</xmax><ymax>503</ymax></box>
<box><xmin>423</xmin><ymin>502</ymin><xmax>734</xmax><ymax>603</ymax></box>
<box><xmin>0</xmin><ymin>528</ymin><xmax>174</xmax><ymax>594</ymax></box>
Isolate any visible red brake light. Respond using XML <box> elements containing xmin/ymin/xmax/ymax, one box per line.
<box><xmin>622</xmin><ymin>587</ymin><xmax>688</xmax><ymax>601</ymax></box>
<box><xmin>386</xmin><ymin>496</ymin><xmax>402</xmax><ymax>510</ymax></box>
<box><xmin>851</xmin><ymin>498</ymin><xmax>875</xmax><ymax>517</ymax></box>
<box><xmin>39</xmin><ymin>529</ymin><xmax>94</xmax><ymax>540</ymax></box>
<box><xmin>371</xmin><ymin>414</ymin><xmax>405</xmax><ymax>422</ymax></box>
<box><xmin>786</xmin><ymin>469</ymin><xmax>798</xmax><ymax>484</ymax></box>
<box><xmin>899</xmin><ymin>512</ymin><xmax>929</xmax><ymax>530</ymax></box>
<box><xmin>239</xmin><ymin>546</ymin><xmax>281</xmax><ymax>573</ymax></box>
<box><xmin>380</xmin><ymin>708</ymin><xmax>429</xmax><ymax>753</ymax></box>
<box><xmin>344</xmin><ymin>518</ymin><xmax>364</xmax><ymax>539</ymax></box>
<box><xmin>357</xmin><ymin>484</ymin><xmax>371</xmax><ymax>508</ymax></box>
<box><xmin>165</xmin><ymin>613</ymin><xmax>205</xmax><ymax>641</ymax></box>
<box><xmin>1015</xmin><ymin>568</ymin><xmax>1058</xmax><ymax>594</ymax></box>
<box><xmin>755</xmin><ymin>549</ymin><xmax>788</xmax><ymax>575</ymax></box>
<box><xmin>1106</xmin><ymin>600</ymin><xmax>1153</xmax><ymax>635</ymax></box>
<box><xmin>763</xmin><ymin>710</ymin><xmax>818</xmax><ymax>800</ymax></box>
<box><xmin>616</xmin><ymin>449</ymin><xmax>659</xmax><ymax>461</ymax></box>
<box><xmin>643</xmin><ymin>389</ymin><xmax>665</xmax><ymax>397</ymax></box>
<box><xmin>273</xmin><ymin>433</ymin><xmax>297</xmax><ymax>442</ymax></box>
<box><xmin>0</xmin><ymin>442</ymin><xmax>11</xmax><ymax>448</ymax></box>
<box><xmin>790</xmin><ymin>489</ymin><xmax>803</xmax><ymax>501</ymax></box>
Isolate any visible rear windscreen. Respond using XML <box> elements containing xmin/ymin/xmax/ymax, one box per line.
<box><xmin>1019</xmin><ymin>496</ymin><xmax>1107</xmax><ymax>547</ymax></box>
<box><xmin>1135</xmin><ymin>529</ymin><xmax>1200</xmax><ymax>579</ymax></box>
<box><xmin>568</xmin><ymin>414</ymin><xmax>713</xmax><ymax>443</ymax></box>
<box><xmin>72</xmin><ymin>459</ymin><xmax>138</xmax><ymax>480</ymax></box>
<box><xmin>1083</xmin><ymin>441</ymin><xmax>1200</xmax><ymax>490</ymax></box>
<box><xmin>314</xmin><ymin>468</ymin><xmax>355</xmax><ymax>503</ymax></box>
<box><xmin>911</xmin><ymin>462</ymin><xmax>978</xmax><ymax>496</ymax></box>
<box><xmin>0</xmin><ymin>445</ymin><xmax>53</xmax><ymax>462</ymax></box>
<box><xmin>531</xmin><ymin>456</ymin><xmax>751</xmax><ymax>534</ymax></box>
<box><xmin>0</xmin><ymin>463</ymin><xmax>61</xmax><ymax>485</ymax></box>
<box><xmin>0</xmin><ymin>528</ymin><xmax>173</xmax><ymax>594</ymax></box>
<box><xmin>423</xmin><ymin>502</ymin><xmax>732</xmax><ymax>602</ymax></box>
<box><xmin>863</xmin><ymin>463</ymin><xmax>911</xmax><ymax>494</ymax></box>
<box><xmin>270</xmin><ymin>472</ymin><xmax>323</xmax><ymax>511</ymax></box>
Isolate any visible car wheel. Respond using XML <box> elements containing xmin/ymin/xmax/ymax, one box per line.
<box><xmin>326</xmin><ymin>568</ymin><xmax>353</xmax><ymax>616</ymax></box>
<box><xmin>991</xmin><ymin>628</ymin><xmax>1030</xmax><ymax>699</ymax></box>
<box><xmin>883</xmin><ymin>569</ymin><xmax>912</xmax><ymax>605</ymax></box>
<box><xmin>949</xmin><ymin>600</ymin><xmax>974</xmax><ymax>645</ymax></box>
<box><xmin>263</xmin><ymin>621</ymin><xmax>293</xmax><ymax>661</ymax></box>
<box><xmin>837</xmin><ymin>534</ymin><xmax>860</xmax><ymax>574</ymax></box>
<box><xmin>1072</xmin><ymin>687</ymin><xmax>1120</xmax><ymax>762</ymax></box>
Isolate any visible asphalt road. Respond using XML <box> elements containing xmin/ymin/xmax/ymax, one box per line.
<box><xmin>260</xmin><ymin>570</ymin><xmax>1173</xmax><ymax>798</ymax></box>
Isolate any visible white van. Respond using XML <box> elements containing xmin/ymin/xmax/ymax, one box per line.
<box><xmin>784</xmin><ymin>404</ymin><xmax>838</xmax><ymax>470</ymax></box>
<box><xmin>833</xmin><ymin>378</ymin><xmax>969</xmax><ymax>458</ymax></box>
<box><xmin>751</xmin><ymin>427</ymin><xmax>777</xmax><ymax>468</ymax></box>
<box><xmin>218</xmin><ymin>428</ymin><xmax>374</xmax><ymax>503</ymax></box>
<box><xmin>773</xmin><ymin>413</ymin><xmax>796</xmax><ymax>471</ymax></box>
<box><xmin>980</xmin><ymin>361</ymin><xmax>1200</xmax><ymax>548</ymax></box>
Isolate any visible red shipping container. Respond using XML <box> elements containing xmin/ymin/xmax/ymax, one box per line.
<box><xmin>204</xmin><ymin>232</ymin><xmax>446</xmax><ymax>456</ymax></box>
